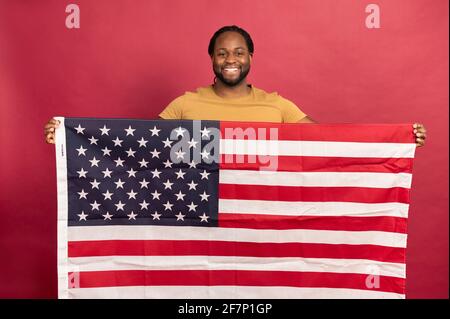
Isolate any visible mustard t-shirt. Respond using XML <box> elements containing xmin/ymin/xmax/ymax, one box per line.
<box><xmin>159</xmin><ymin>85</ymin><xmax>307</xmax><ymax>123</ymax></box>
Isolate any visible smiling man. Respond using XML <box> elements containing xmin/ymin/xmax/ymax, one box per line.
<box><xmin>158</xmin><ymin>25</ymin><xmax>316</xmax><ymax>124</ymax></box>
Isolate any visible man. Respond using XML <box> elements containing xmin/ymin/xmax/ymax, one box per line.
<box><xmin>44</xmin><ymin>25</ymin><xmax>427</xmax><ymax>145</ymax></box>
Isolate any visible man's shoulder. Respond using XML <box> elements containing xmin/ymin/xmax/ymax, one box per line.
<box><xmin>252</xmin><ymin>86</ymin><xmax>296</xmax><ymax>106</ymax></box>
<box><xmin>170</xmin><ymin>86</ymin><xmax>212</xmax><ymax>101</ymax></box>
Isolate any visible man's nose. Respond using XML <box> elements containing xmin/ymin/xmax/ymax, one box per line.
<box><xmin>225</xmin><ymin>53</ymin><xmax>237</xmax><ymax>63</ymax></box>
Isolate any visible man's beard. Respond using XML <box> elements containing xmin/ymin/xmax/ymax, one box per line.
<box><xmin>214</xmin><ymin>66</ymin><xmax>251</xmax><ymax>87</ymax></box>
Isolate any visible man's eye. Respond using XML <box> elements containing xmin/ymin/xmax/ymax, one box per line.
<box><xmin>217</xmin><ymin>53</ymin><xmax>226</xmax><ymax>57</ymax></box>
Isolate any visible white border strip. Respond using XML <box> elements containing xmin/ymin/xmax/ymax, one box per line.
<box><xmin>219</xmin><ymin>200</ymin><xmax>409</xmax><ymax>218</ymax></box>
<box><xmin>220</xmin><ymin>170</ymin><xmax>413</xmax><ymax>188</ymax></box>
<box><xmin>220</xmin><ymin>139</ymin><xmax>416</xmax><ymax>158</ymax></box>
<box><xmin>55</xmin><ymin>116</ymin><xmax>69</xmax><ymax>299</ymax></box>
<box><xmin>68</xmin><ymin>255</ymin><xmax>406</xmax><ymax>278</ymax></box>
<box><xmin>67</xmin><ymin>225</ymin><xmax>407</xmax><ymax>248</ymax></box>
<box><xmin>67</xmin><ymin>286</ymin><xmax>404</xmax><ymax>299</ymax></box>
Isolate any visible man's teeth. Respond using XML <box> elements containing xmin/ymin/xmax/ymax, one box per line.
<box><xmin>224</xmin><ymin>68</ymin><xmax>238</xmax><ymax>72</ymax></box>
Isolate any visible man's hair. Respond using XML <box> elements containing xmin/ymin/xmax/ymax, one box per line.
<box><xmin>208</xmin><ymin>25</ymin><xmax>254</xmax><ymax>56</ymax></box>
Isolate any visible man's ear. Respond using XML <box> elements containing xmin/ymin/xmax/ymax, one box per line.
<box><xmin>249</xmin><ymin>53</ymin><xmax>253</xmax><ymax>65</ymax></box>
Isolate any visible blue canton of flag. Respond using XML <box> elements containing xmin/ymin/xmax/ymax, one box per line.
<box><xmin>65</xmin><ymin>118</ymin><xmax>219</xmax><ymax>227</ymax></box>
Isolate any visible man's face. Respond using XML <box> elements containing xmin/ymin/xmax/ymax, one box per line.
<box><xmin>211</xmin><ymin>31</ymin><xmax>252</xmax><ymax>87</ymax></box>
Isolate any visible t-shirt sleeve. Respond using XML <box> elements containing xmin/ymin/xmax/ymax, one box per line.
<box><xmin>159</xmin><ymin>96</ymin><xmax>184</xmax><ymax>119</ymax></box>
<box><xmin>279</xmin><ymin>98</ymin><xmax>307</xmax><ymax>123</ymax></box>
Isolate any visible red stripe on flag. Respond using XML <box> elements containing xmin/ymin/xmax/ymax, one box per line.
<box><xmin>218</xmin><ymin>213</ymin><xmax>407</xmax><ymax>233</ymax></box>
<box><xmin>220</xmin><ymin>122</ymin><xmax>414</xmax><ymax>143</ymax></box>
<box><xmin>71</xmin><ymin>269</ymin><xmax>405</xmax><ymax>294</ymax></box>
<box><xmin>219</xmin><ymin>184</ymin><xmax>410</xmax><ymax>203</ymax></box>
<box><xmin>219</xmin><ymin>156</ymin><xmax>413</xmax><ymax>173</ymax></box>
<box><xmin>68</xmin><ymin>240</ymin><xmax>405</xmax><ymax>263</ymax></box>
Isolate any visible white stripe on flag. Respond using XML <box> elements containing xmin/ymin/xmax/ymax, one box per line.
<box><xmin>68</xmin><ymin>255</ymin><xmax>406</xmax><ymax>278</ymax></box>
<box><xmin>220</xmin><ymin>139</ymin><xmax>416</xmax><ymax>158</ymax></box>
<box><xmin>219</xmin><ymin>170</ymin><xmax>413</xmax><ymax>188</ymax></box>
<box><xmin>219</xmin><ymin>199</ymin><xmax>409</xmax><ymax>218</ymax></box>
<box><xmin>68</xmin><ymin>225</ymin><xmax>407</xmax><ymax>248</ymax></box>
<box><xmin>67</xmin><ymin>286</ymin><xmax>404</xmax><ymax>299</ymax></box>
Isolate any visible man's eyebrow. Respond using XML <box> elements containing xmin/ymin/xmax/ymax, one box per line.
<box><xmin>216</xmin><ymin>47</ymin><xmax>247</xmax><ymax>51</ymax></box>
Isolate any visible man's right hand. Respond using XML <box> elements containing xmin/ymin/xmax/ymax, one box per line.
<box><xmin>44</xmin><ymin>118</ymin><xmax>60</xmax><ymax>144</ymax></box>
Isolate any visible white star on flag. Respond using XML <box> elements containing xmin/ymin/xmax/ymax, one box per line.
<box><xmin>89</xmin><ymin>157</ymin><xmax>100</xmax><ymax>167</ymax></box>
<box><xmin>139</xmin><ymin>200</ymin><xmax>150</xmax><ymax>210</ymax></box>
<box><xmin>163</xmin><ymin>160</ymin><xmax>173</xmax><ymax>168</ymax></box>
<box><xmin>175</xmin><ymin>212</ymin><xmax>186</xmax><ymax>221</ymax></box>
<box><xmin>151</xmin><ymin>190</ymin><xmax>161</xmax><ymax>200</ymax></box>
<box><xmin>115</xmin><ymin>201</ymin><xmax>126</xmax><ymax>211</ymax></box>
<box><xmin>90</xmin><ymin>200</ymin><xmax>101</xmax><ymax>211</ymax></box>
<box><xmin>126</xmin><ymin>148</ymin><xmax>136</xmax><ymax>157</ymax></box>
<box><xmin>150</xmin><ymin>148</ymin><xmax>161</xmax><ymax>158</ymax></box>
<box><xmin>114</xmin><ymin>157</ymin><xmax>125</xmax><ymax>167</ymax></box>
<box><xmin>139</xmin><ymin>178</ymin><xmax>149</xmax><ymax>189</ymax></box>
<box><xmin>162</xmin><ymin>138</ymin><xmax>173</xmax><ymax>148</ymax></box>
<box><xmin>127</xmin><ymin>211</ymin><xmax>138</xmax><ymax>220</ymax></box>
<box><xmin>77</xmin><ymin>211</ymin><xmax>88</xmax><ymax>221</ymax></box>
<box><xmin>90</xmin><ymin>179</ymin><xmax>101</xmax><ymax>189</ymax></box>
<box><xmin>175</xmin><ymin>149</ymin><xmax>186</xmax><ymax>159</ymax></box>
<box><xmin>163</xmin><ymin>201</ymin><xmax>173</xmax><ymax>211</ymax></box>
<box><xmin>174</xmin><ymin>126</ymin><xmax>186</xmax><ymax>137</ymax></box>
<box><xmin>77</xmin><ymin>189</ymin><xmax>88</xmax><ymax>199</ymax></box>
<box><xmin>151</xmin><ymin>169</ymin><xmax>161</xmax><ymax>179</ymax></box>
<box><xmin>75</xmin><ymin>124</ymin><xmax>85</xmax><ymax>134</ymax></box>
<box><xmin>76</xmin><ymin>145</ymin><xmax>87</xmax><ymax>156</ymax></box>
<box><xmin>175</xmin><ymin>191</ymin><xmax>186</xmax><ymax>201</ymax></box>
<box><xmin>200</xmin><ymin>149</ymin><xmax>210</xmax><ymax>160</ymax></box>
<box><xmin>114</xmin><ymin>179</ymin><xmax>125</xmax><ymax>189</ymax></box>
<box><xmin>163</xmin><ymin>179</ymin><xmax>174</xmax><ymax>190</ymax></box>
<box><xmin>149</xmin><ymin>126</ymin><xmax>161</xmax><ymax>136</ymax></box>
<box><xmin>102</xmin><ymin>168</ymin><xmax>113</xmax><ymax>178</ymax></box>
<box><xmin>200</xmin><ymin>170</ymin><xmax>210</xmax><ymax>180</ymax></box>
<box><xmin>187</xmin><ymin>180</ymin><xmax>198</xmax><ymax>190</ymax></box>
<box><xmin>188</xmin><ymin>160</ymin><xmax>197</xmax><ymax>168</ymax></box>
<box><xmin>151</xmin><ymin>211</ymin><xmax>161</xmax><ymax>220</ymax></box>
<box><xmin>188</xmin><ymin>138</ymin><xmax>198</xmax><ymax>149</ymax></box>
<box><xmin>126</xmin><ymin>168</ymin><xmax>137</xmax><ymax>178</ymax></box>
<box><xmin>200</xmin><ymin>127</ymin><xmax>210</xmax><ymax>137</ymax></box>
<box><xmin>99</xmin><ymin>125</ymin><xmax>110</xmax><ymax>136</ymax></box>
<box><xmin>127</xmin><ymin>189</ymin><xmax>138</xmax><ymax>199</ymax></box>
<box><xmin>102</xmin><ymin>212</ymin><xmax>113</xmax><ymax>220</ymax></box>
<box><xmin>112</xmin><ymin>137</ymin><xmax>123</xmax><ymax>147</ymax></box>
<box><xmin>199</xmin><ymin>213</ymin><xmax>209</xmax><ymax>223</ymax></box>
<box><xmin>88</xmin><ymin>136</ymin><xmax>98</xmax><ymax>145</ymax></box>
<box><xmin>137</xmin><ymin>137</ymin><xmax>148</xmax><ymax>148</ymax></box>
<box><xmin>124</xmin><ymin>126</ymin><xmax>136</xmax><ymax>136</ymax></box>
<box><xmin>199</xmin><ymin>191</ymin><xmax>210</xmax><ymax>202</ymax></box>
<box><xmin>187</xmin><ymin>202</ymin><xmax>198</xmax><ymax>212</ymax></box>
<box><xmin>175</xmin><ymin>169</ymin><xmax>186</xmax><ymax>179</ymax></box>
<box><xmin>138</xmin><ymin>158</ymin><xmax>149</xmax><ymax>168</ymax></box>
<box><xmin>102</xmin><ymin>190</ymin><xmax>114</xmax><ymax>200</ymax></box>
<box><xmin>77</xmin><ymin>168</ymin><xmax>88</xmax><ymax>178</ymax></box>
<box><xmin>101</xmin><ymin>147</ymin><xmax>112</xmax><ymax>156</ymax></box>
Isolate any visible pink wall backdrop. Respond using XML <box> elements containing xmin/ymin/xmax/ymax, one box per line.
<box><xmin>0</xmin><ymin>0</ymin><xmax>448</xmax><ymax>298</ymax></box>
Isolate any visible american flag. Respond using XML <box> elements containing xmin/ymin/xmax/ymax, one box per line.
<box><xmin>55</xmin><ymin>118</ymin><xmax>416</xmax><ymax>299</ymax></box>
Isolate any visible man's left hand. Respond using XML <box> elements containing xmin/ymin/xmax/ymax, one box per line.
<box><xmin>413</xmin><ymin>123</ymin><xmax>427</xmax><ymax>147</ymax></box>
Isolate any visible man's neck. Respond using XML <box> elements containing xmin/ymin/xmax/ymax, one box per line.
<box><xmin>212</xmin><ymin>80</ymin><xmax>251</xmax><ymax>99</ymax></box>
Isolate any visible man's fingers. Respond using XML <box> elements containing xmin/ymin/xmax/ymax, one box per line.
<box><xmin>416</xmin><ymin>138</ymin><xmax>425</xmax><ymax>147</ymax></box>
<box><xmin>46</xmin><ymin>133</ymin><xmax>55</xmax><ymax>144</ymax></box>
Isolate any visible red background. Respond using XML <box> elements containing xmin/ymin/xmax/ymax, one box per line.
<box><xmin>0</xmin><ymin>0</ymin><xmax>448</xmax><ymax>298</ymax></box>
